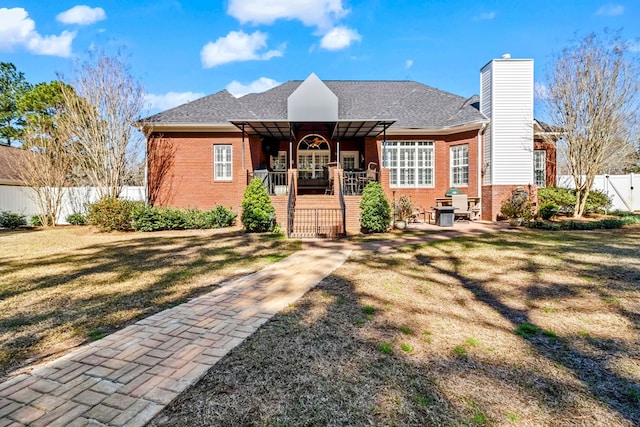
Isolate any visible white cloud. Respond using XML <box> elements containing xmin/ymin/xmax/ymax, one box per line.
<box><xmin>144</xmin><ymin>91</ymin><xmax>206</xmax><ymax>111</ymax></box>
<box><xmin>27</xmin><ymin>31</ymin><xmax>76</xmax><ymax>57</ymax></box>
<box><xmin>200</xmin><ymin>30</ymin><xmax>283</xmax><ymax>68</ymax></box>
<box><xmin>319</xmin><ymin>26</ymin><xmax>361</xmax><ymax>50</ymax></box>
<box><xmin>226</xmin><ymin>77</ymin><xmax>281</xmax><ymax>97</ymax></box>
<box><xmin>57</xmin><ymin>5</ymin><xmax>107</xmax><ymax>25</ymax></box>
<box><xmin>228</xmin><ymin>0</ymin><xmax>348</xmax><ymax>30</ymax></box>
<box><xmin>596</xmin><ymin>3</ymin><xmax>624</xmax><ymax>16</ymax></box>
<box><xmin>405</xmin><ymin>59</ymin><xmax>413</xmax><ymax>69</ymax></box>
<box><xmin>473</xmin><ymin>11</ymin><xmax>496</xmax><ymax>21</ymax></box>
<box><xmin>0</xmin><ymin>7</ymin><xmax>75</xmax><ymax>57</ymax></box>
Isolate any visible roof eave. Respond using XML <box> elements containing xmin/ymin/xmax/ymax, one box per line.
<box><xmin>143</xmin><ymin>123</ymin><xmax>241</xmax><ymax>133</ymax></box>
<box><xmin>387</xmin><ymin>120</ymin><xmax>489</xmax><ymax>136</ymax></box>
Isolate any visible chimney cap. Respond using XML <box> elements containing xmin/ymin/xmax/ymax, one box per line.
<box><xmin>501</xmin><ymin>53</ymin><xmax>511</xmax><ymax>59</ymax></box>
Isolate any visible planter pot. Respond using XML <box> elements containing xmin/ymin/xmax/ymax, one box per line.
<box><xmin>509</xmin><ymin>218</ymin><xmax>524</xmax><ymax>227</ymax></box>
<box><xmin>395</xmin><ymin>220</ymin><xmax>407</xmax><ymax>230</ymax></box>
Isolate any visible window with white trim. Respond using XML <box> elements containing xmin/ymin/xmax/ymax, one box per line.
<box><xmin>340</xmin><ymin>151</ymin><xmax>359</xmax><ymax>170</ymax></box>
<box><xmin>534</xmin><ymin>150</ymin><xmax>546</xmax><ymax>187</ymax></box>
<box><xmin>451</xmin><ymin>144</ymin><xmax>469</xmax><ymax>187</ymax></box>
<box><xmin>382</xmin><ymin>141</ymin><xmax>434</xmax><ymax>187</ymax></box>
<box><xmin>213</xmin><ymin>145</ymin><xmax>232</xmax><ymax>181</ymax></box>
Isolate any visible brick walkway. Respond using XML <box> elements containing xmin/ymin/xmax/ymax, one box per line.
<box><xmin>0</xmin><ymin>241</ymin><xmax>351</xmax><ymax>427</ymax></box>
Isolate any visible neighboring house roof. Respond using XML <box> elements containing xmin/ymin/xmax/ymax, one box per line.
<box><xmin>0</xmin><ymin>144</ymin><xmax>31</xmax><ymax>185</ymax></box>
<box><xmin>145</xmin><ymin>80</ymin><xmax>488</xmax><ymax>132</ymax></box>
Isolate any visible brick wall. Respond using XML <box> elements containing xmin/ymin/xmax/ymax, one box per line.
<box><xmin>534</xmin><ymin>138</ymin><xmax>557</xmax><ymax>187</ymax></box>
<box><xmin>148</xmin><ymin>132</ymin><xmax>251</xmax><ymax>215</ymax></box>
<box><xmin>481</xmin><ymin>184</ymin><xmax>538</xmax><ymax>221</ymax></box>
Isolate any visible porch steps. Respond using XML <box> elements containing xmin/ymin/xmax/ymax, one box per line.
<box><xmin>290</xmin><ymin>195</ymin><xmax>344</xmax><ymax>238</ymax></box>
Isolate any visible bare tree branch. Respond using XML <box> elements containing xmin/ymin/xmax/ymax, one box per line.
<box><xmin>542</xmin><ymin>30</ymin><xmax>640</xmax><ymax>217</ymax></box>
<box><xmin>58</xmin><ymin>50</ymin><xmax>145</xmax><ymax>199</ymax></box>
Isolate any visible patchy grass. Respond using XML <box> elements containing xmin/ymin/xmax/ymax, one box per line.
<box><xmin>152</xmin><ymin>226</ymin><xmax>640</xmax><ymax>426</ymax></box>
<box><xmin>0</xmin><ymin>226</ymin><xmax>299</xmax><ymax>379</ymax></box>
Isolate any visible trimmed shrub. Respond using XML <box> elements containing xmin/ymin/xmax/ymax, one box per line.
<box><xmin>241</xmin><ymin>178</ymin><xmax>276</xmax><ymax>232</ymax></box>
<box><xmin>87</xmin><ymin>197</ymin><xmax>141</xmax><ymax>232</ymax></box>
<box><xmin>538</xmin><ymin>186</ymin><xmax>612</xmax><ymax>215</ymax></box>
<box><xmin>360</xmin><ymin>182</ymin><xmax>392</xmax><ymax>233</ymax></box>
<box><xmin>67</xmin><ymin>213</ymin><xmax>87</xmax><ymax>225</ymax></box>
<box><xmin>0</xmin><ymin>211</ymin><xmax>27</xmax><ymax>229</ymax></box>
<box><xmin>30</xmin><ymin>215</ymin><xmax>43</xmax><ymax>227</ymax></box>
<box><xmin>131</xmin><ymin>205</ymin><xmax>237</xmax><ymax>231</ymax></box>
<box><xmin>538</xmin><ymin>187</ymin><xmax>575</xmax><ymax>214</ymax></box>
<box><xmin>539</xmin><ymin>203</ymin><xmax>559</xmax><ymax>220</ymax></box>
<box><xmin>584</xmin><ymin>189</ymin><xmax>612</xmax><ymax>214</ymax></box>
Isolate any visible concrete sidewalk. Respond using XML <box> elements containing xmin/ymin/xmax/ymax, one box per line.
<box><xmin>0</xmin><ymin>241</ymin><xmax>351</xmax><ymax>427</ymax></box>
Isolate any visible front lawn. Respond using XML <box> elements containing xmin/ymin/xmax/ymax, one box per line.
<box><xmin>152</xmin><ymin>226</ymin><xmax>640</xmax><ymax>426</ymax></box>
<box><xmin>0</xmin><ymin>226</ymin><xmax>300</xmax><ymax>380</ymax></box>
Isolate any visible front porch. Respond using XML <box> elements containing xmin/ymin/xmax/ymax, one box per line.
<box><xmin>247</xmin><ymin>167</ymin><xmax>379</xmax><ymax>238</ymax></box>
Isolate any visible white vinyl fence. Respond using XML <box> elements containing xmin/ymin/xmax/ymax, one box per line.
<box><xmin>0</xmin><ymin>185</ymin><xmax>145</xmax><ymax>224</ymax></box>
<box><xmin>557</xmin><ymin>173</ymin><xmax>639</xmax><ymax>212</ymax></box>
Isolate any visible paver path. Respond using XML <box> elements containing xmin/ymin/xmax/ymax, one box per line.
<box><xmin>0</xmin><ymin>241</ymin><xmax>351</xmax><ymax>427</ymax></box>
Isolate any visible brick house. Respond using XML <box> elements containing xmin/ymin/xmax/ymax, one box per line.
<box><xmin>143</xmin><ymin>56</ymin><xmax>555</xmax><ymax>236</ymax></box>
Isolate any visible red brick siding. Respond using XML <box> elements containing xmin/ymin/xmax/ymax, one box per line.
<box><xmin>148</xmin><ymin>132</ymin><xmax>249</xmax><ymax>214</ymax></box>
<box><xmin>481</xmin><ymin>184</ymin><xmax>538</xmax><ymax>221</ymax></box>
<box><xmin>534</xmin><ymin>138</ymin><xmax>557</xmax><ymax>187</ymax></box>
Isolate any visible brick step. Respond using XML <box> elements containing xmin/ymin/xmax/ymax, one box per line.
<box><xmin>294</xmin><ymin>195</ymin><xmax>341</xmax><ymax>209</ymax></box>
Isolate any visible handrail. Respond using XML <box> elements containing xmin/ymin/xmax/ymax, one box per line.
<box><xmin>338</xmin><ymin>173</ymin><xmax>346</xmax><ymax>236</ymax></box>
<box><xmin>286</xmin><ymin>171</ymin><xmax>296</xmax><ymax>237</ymax></box>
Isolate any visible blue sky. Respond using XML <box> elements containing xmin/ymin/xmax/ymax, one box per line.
<box><xmin>1</xmin><ymin>1</ymin><xmax>639</xmax><ymax>114</ymax></box>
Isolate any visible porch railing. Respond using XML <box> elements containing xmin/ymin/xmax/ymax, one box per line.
<box><xmin>286</xmin><ymin>172</ymin><xmax>296</xmax><ymax>238</ymax></box>
<box><xmin>248</xmin><ymin>170</ymin><xmax>289</xmax><ymax>195</ymax></box>
<box><xmin>343</xmin><ymin>171</ymin><xmax>374</xmax><ymax>195</ymax></box>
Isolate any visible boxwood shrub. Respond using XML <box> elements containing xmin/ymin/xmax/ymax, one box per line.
<box><xmin>241</xmin><ymin>178</ymin><xmax>276</xmax><ymax>232</ymax></box>
<box><xmin>0</xmin><ymin>211</ymin><xmax>27</xmax><ymax>229</ymax></box>
<box><xmin>131</xmin><ymin>205</ymin><xmax>237</xmax><ymax>231</ymax></box>
<box><xmin>360</xmin><ymin>182</ymin><xmax>392</xmax><ymax>233</ymax></box>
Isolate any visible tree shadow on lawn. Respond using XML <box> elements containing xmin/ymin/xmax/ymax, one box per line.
<box><xmin>422</xmin><ymin>229</ymin><xmax>640</xmax><ymax>425</ymax></box>
<box><xmin>0</xmin><ymin>230</ymin><xmax>298</xmax><ymax>380</ymax></box>
<box><xmin>150</xmin><ymin>236</ymin><xmax>637</xmax><ymax>426</ymax></box>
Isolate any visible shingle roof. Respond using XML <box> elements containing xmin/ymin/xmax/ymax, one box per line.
<box><xmin>145</xmin><ymin>80</ymin><xmax>488</xmax><ymax>130</ymax></box>
<box><xmin>0</xmin><ymin>144</ymin><xmax>32</xmax><ymax>185</ymax></box>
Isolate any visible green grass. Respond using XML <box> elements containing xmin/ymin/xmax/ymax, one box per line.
<box><xmin>453</xmin><ymin>345</ymin><xmax>467</xmax><ymax>358</ymax></box>
<box><xmin>362</xmin><ymin>305</ymin><xmax>376</xmax><ymax>315</ymax></box>
<box><xmin>400</xmin><ymin>343</ymin><xmax>413</xmax><ymax>353</ymax></box>
<box><xmin>399</xmin><ymin>325</ymin><xmax>412</xmax><ymax>335</ymax></box>
<box><xmin>378</xmin><ymin>342</ymin><xmax>393</xmax><ymax>355</ymax></box>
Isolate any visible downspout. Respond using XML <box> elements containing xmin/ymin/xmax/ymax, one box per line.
<box><xmin>477</xmin><ymin>123</ymin><xmax>487</xmax><ymax>215</ymax></box>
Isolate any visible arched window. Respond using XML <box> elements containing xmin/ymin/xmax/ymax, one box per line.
<box><xmin>297</xmin><ymin>134</ymin><xmax>330</xmax><ymax>179</ymax></box>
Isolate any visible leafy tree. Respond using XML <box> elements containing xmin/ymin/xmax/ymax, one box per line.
<box><xmin>241</xmin><ymin>178</ymin><xmax>275</xmax><ymax>232</ymax></box>
<box><xmin>0</xmin><ymin>62</ymin><xmax>32</xmax><ymax>145</ymax></box>
<box><xmin>542</xmin><ymin>31</ymin><xmax>640</xmax><ymax>218</ymax></box>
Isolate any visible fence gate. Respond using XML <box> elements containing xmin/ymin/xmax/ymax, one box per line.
<box><xmin>289</xmin><ymin>208</ymin><xmax>345</xmax><ymax>238</ymax></box>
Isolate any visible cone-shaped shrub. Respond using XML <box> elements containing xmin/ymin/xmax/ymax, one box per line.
<box><xmin>359</xmin><ymin>182</ymin><xmax>391</xmax><ymax>233</ymax></box>
<box><xmin>241</xmin><ymin>177</ymin><xmax>276</xmax><ymax>232</ymax></box>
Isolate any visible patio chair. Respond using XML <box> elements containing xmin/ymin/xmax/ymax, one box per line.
<box><xmin>452</xmin><ymin>194</ymin><xmax>472</xmax><ymax>221</ymax></box>
<box><xmin>366</xmin><ymin>162</ymin><xmax>378</xmax><ymax>181</ymax></box>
